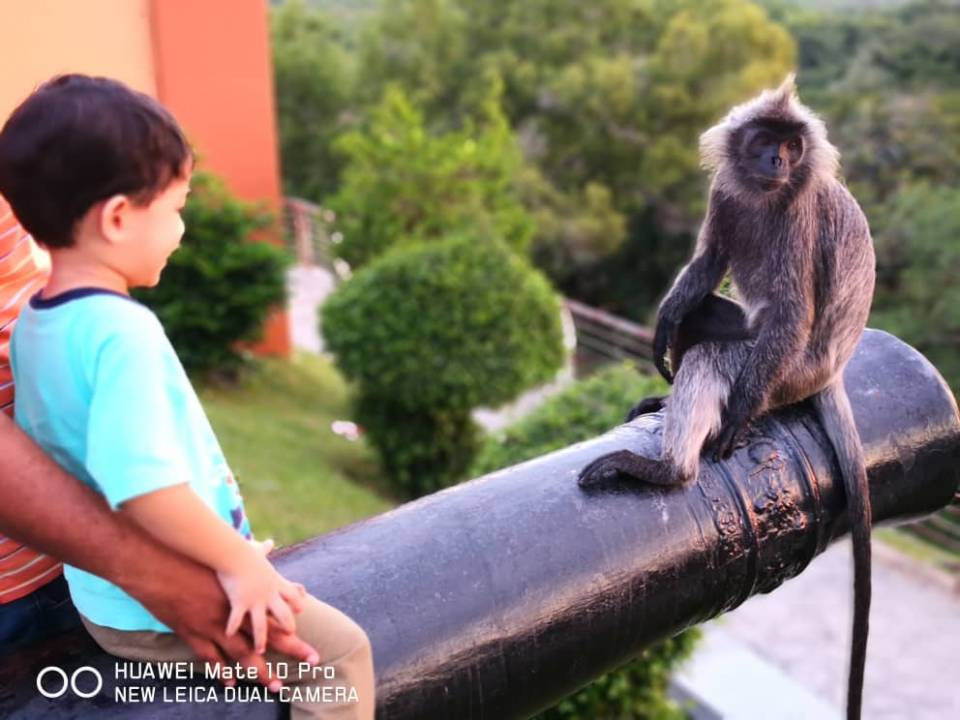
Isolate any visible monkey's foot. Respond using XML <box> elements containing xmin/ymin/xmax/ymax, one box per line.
<box><xmin>577</xmin><ymin>450</ymin><xmax>682</xmax><ymax>488</ymax></box>
<box><xmin>625</xmin><ymin>395</ymin><xmax>668</xmax><ymax>422</ymax></box>
<box><xmin>707</xmin><ymin>418</ymin><xmax>753</xmax><ymax>461</ymax></box>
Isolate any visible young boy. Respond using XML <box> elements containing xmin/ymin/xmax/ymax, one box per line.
<box><xmin>0</xmin><ymin>75</ymin><xmax>374</xmax><ymax>718</ymax></box>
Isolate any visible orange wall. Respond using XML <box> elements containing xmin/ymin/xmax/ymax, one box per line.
<box><xmin>150</xmin><ymin>0</ymin><xmax>289</xmax><ymax>356</ymax></box>
<box><xmin>0</xmin><ymin>0</ymin><xmax>156</xmax><ymax>121</ymax></box>
<box><xmin>0</xmin><ymin>0</ymin><xmax>290</xmax><ymax>356</ymax></box>
<box><xmin>149</xmin><ymin>0</ymin><xmax>283</xmax><ymax>211</ymax></box>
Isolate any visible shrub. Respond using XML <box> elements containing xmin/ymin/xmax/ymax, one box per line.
<box><xmin>870</xmin><ymin>184</ymin><xmax>960</xmax><ymax>390</ymax></box>
<box><xmin>323</xmin><ymin>234</ymin><xmax>564</xmax><ymax>410</ymax></box>
<box><xmin>134</xmin><ymin>171</ymin><xmax>289</xmax><ymax>377</ymax></box>
<box><xmin>326</xmin><ymin>86</ymin><xmax>535</xmax><ymax>269</ymax></box>
<box><xmin>472</xmin><ymin>363</ymin><xmax>700</xmax><ymax>720</ymax></box>
<box><xmin>323</xmin><ymin>233</ymin><xmax>565</xmax><ymax>496</ymax></box>
<box><xmin>539</xmin><ymin>632</ymin><xmax>700</xmax><ymax>720</ymax></box>
<box><xmin>471</xmin><ymin>363</ymin><xmax>665</xmax><ymax>474</ymax></box>
<box><xmin>354</xmin><ymin>396</ymin><xmax>481</xmax><ymax>498</ymax></box>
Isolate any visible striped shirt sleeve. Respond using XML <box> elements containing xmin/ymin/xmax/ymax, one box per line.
<box><xmin>0</xmin><ymin>195</ymin><xmax>62</xmax><ymax>603</ymax></box>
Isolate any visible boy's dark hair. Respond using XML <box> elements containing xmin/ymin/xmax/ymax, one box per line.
<box><xmin>0</xmin><ymin>74</ymin><xmax>192</xmax><ymax>248</ymax></box>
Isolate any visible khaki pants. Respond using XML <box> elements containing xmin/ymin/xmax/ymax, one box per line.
<box><xmin>81</xmin><ymin>594</ymin><xmax>375</xmax><ymax>719</ymax></box>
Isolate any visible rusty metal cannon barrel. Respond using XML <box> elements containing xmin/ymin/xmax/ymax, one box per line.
<box><xmin>1</xmin><ymin>329</ymin><xmax>958</xmax><ymax>719</ymax></box>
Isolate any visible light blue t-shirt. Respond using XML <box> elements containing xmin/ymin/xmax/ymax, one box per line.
<box><xmin>11</xmin><ymin>288</ymin><xmax>252</xmax><ymax>632</ymax></box>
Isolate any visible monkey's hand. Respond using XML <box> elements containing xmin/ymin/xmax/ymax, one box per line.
<box><xmin>625</xmin><ymin>395</ymin><xmax>667</xmax><ymax>422</ymax></box>
<box><xmin>711</xmin><ymin>403</ymin><xmax>751</xmax><ymax>461</ymax></box>
<box><xmin>652</xmin><ymin>315</ymin><xmax>679</xmax><ymax>383</ymax></box>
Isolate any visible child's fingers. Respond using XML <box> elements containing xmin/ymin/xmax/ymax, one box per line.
<box><xmin>225</xmin><ymin>605</ymin><xmax>245</xmax><ymax>638</ymax></box>
<box><xmin>279</xmin><ymin>581</ymin><xmax>305</xmax><ymax>614</ymax></box>
<box><xmin>268</xmin><ymin>594</ymin><xmax>296</xmax><ymax>634</ymax></box>
<box><xmin>251</xmin><ymin>605</ymin><xmax>268</xmax><ymax>654</ymax></box>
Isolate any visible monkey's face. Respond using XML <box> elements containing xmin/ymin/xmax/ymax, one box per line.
<box><xmin>736</xmin><ymin>119</ymin><xmax>805</xmax><ymax>192</ymax></box>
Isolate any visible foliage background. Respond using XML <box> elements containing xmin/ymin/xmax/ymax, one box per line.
<box><xmin>268</xmin><ymin>0</ymin><xmax>960</xmax><ymax>716</ymax></box>
<box><xmin>273</xmin><ymin>0</ymin><xmax>960</xmax><ymax>392</ymax></box>
<box><xmin>134</xmin><ymin>171</ymin><xmax>289</xmax><ymax>378</ymax></box>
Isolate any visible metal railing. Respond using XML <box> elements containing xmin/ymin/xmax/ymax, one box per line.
<box><xmin>283</xmin><ymin>196</ymin><xmax>338</xmax><ymax>273</ymax></box>
<box><xmin>564</xmin><ymin>298</ymin><xmax>654</xmax><ymax>366</ymax></box>
<box><xmin>905</xmin><ymin>498</ymin><xmax>960</xmax><ymax>554</ymax></box>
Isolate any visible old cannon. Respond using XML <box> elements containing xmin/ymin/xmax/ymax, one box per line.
<box><xmin>1</xmin><ymin>329</ymin><xmax>958</xmax><ymax>718</ymax></box>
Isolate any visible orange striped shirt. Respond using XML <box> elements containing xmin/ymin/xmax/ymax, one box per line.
<box><xmin>0</xmin><ymin>195</ymin><xmax>63</xmax><ymax>603</ymax></box>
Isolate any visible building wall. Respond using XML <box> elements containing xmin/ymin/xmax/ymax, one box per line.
<box><xmin>149</xmin><ymin>0</ymin><xmax>289</xmax><ymax>355</ymax></box>
<box><xmin>0</xmin><ymin>0</ymin><xmax>157</xmax><ymax>120</ymax></box>
<box><xmin>0</xmin><ymin>0</ymin><xmax>290</xmax><ymax>355</ymax></box>
<box><xmin>149</xmin><ymin>0</ymin><xmax>283</xmax><ymax>210</ymax></box>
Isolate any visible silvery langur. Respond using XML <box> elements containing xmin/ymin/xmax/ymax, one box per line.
<box><xmin>578</xmin><ymin>75</ymin><xmax>876</xmax><ymax>720</ymax></box>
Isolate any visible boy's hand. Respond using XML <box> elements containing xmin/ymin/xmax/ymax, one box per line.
<box><xmin>122</xmin><ymin>547</ymin><xmax>317</xmax><ymax>688</ymax></box>
<box><xmin>250</xmin><ymin>537</ymin><xmax>308</xmax><ymax>598</ymax></box>
<box><xmin>217</xmin><ymin>551</ymin><xmax>307</xmax><ymax>654</ymax></box>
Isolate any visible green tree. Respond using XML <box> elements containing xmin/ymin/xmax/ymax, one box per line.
<box><xmin>271</xmin><ymin>0</ymin><xmax>354</xmax><ymax>201</ymax></box>
<box><xmin>352</xmin><ymin>0</ymin><xmax>795</xmax><ymax>315</ymax></box>
<box><xmin>326</xmin><ymin>85</ymin><xmax>535</xmax><ymax>268</ymax></box>
<box><xmin>359</xmin><ymin>0</ymin><xmax>794</xmax><ymax>224</ymax></box>
<box><xmin>526</xmin><ymin>178</ymin><xmax>627</xmax><ymax>288</ymax></box>
<box><xmin>354</xmin><ymin>0</ymin><xmax>479</xmax><ymax>122</ymax></box>
<box><xmin>870</xmin><ymin>185</ymin><xmax>960</xmax><ymax>389</ymax></box>
<box><xmin>862</xmin><ymin>0</ymin><xmax>960</xmax><ymax>88</ymax></box>
<box><xmin>829</xmin><ymin>91</ymin><xmax>960</xmax><ymax>209</ymax></box>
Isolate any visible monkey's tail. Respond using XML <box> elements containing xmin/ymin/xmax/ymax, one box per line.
<box><xmin>814</xmin><ymin>381</ymin><xmax>872</xmax><ymax>720</ymax></box>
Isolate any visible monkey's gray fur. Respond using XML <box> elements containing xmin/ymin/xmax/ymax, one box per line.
<box><xmin>578</xmin><ymin>75</ymin><xmax>875</xmax><ymax>720</ymax></box>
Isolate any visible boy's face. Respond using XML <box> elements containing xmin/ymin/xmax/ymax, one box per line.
<box><xmin>120</xmin><ymin>172</ymin><xmax>191</xmax><ymax>288</ymax></box>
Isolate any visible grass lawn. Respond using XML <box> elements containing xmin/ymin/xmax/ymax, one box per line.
<box><xmin>199</xmin><ymin>352</ymin><xmax>394</xmax><ymax>547</ymax></box>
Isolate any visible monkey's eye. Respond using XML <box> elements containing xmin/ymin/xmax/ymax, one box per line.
<box><xmin>787</xmin><ymin>138</ymin><xmax>803</xmax><ymax>153</ymax></box>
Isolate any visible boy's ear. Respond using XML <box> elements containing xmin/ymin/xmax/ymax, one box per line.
<box><xmin>98</xmin><ymin>194</ymin><xmax>132</xmax><ymax>245</ymax></box>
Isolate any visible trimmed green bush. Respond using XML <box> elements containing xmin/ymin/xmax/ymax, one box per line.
<box><xmin>323</xmin><ymin>234</ymin><xmax>564</xmax><ymax>410</ymax></box>
<box><xmin>323</xmin><ymin>233</ymin><xmax>565</xmax><ymax>496</ymax></box>
<box><xmin>472</xmin><ymin>363</ymin><xmax>700</xmax><ymax>720</ymax></box>
<box><xmin>134</xmin><ymin>171</ymin><xmax>289</xmax><ymax>378</ymax></box>
<box><xmin>354</xmin><ymin>396</ymin><xmax>481</xmax><ymax>498</ymax></box>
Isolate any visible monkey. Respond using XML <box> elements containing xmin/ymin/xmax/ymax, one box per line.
<box><xmin>577</xmin><ymin>75</ymin><xmax>876</xmax><ymax>720</ymax></box>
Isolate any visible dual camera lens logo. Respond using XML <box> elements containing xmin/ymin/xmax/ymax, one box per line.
<box><xmin>36</xmin><ymin>665</ymin><xmax>103</xmax><ymax>699</ymax></box>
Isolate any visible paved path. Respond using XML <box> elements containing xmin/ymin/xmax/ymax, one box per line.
<box><xmin>288</xmin><ymin>265</ymin><xmax>336</xmax><ymax>354</ymax></box>
<box><xmin>700</xmin><ymin>539</ymin><xmax>960</xmax><ymax>719</ymax></box>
